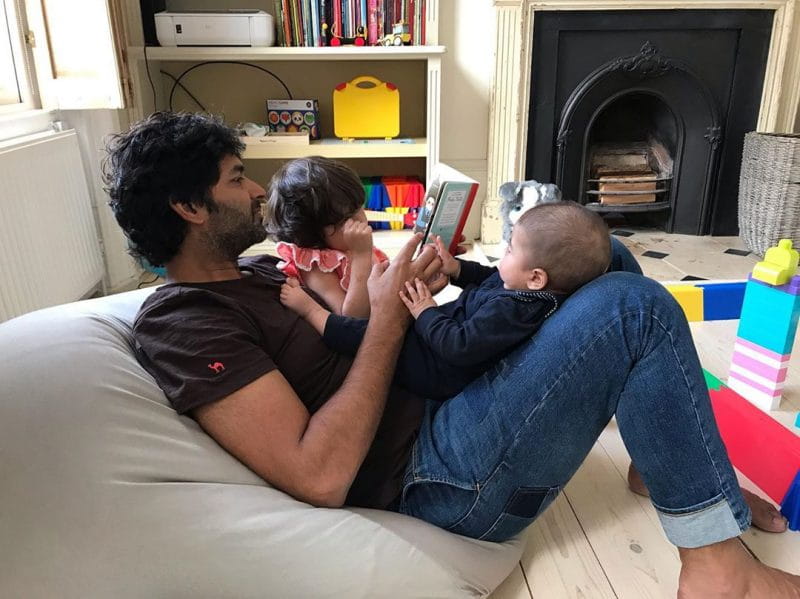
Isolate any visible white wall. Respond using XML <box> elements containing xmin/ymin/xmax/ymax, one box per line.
<box><xmin>438</xmin><ymin>0</ymin><xmax>495</xmax><ymax>240</ymax></box>
<box><xmin>64</xmin><ymin>109</ymin><xmax>140</xmax><ymax>292</ymax></box>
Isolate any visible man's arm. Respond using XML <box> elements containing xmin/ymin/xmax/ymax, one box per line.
<box><xmin>194</xmin><ymin>235</ymin><xmax>440</xmax><ymax>508</ymax></box>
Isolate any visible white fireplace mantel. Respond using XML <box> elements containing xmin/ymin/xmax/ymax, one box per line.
<box><xmin>483</xmin><ymin>0</ymin><xmax>800</xmax><ymax>242</ymax></box>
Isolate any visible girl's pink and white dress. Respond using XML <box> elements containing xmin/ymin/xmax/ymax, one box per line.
<box><xmin>275</xmin><ymin>242</ymin><xmax>389</xmax><ymax>291</ymax></box>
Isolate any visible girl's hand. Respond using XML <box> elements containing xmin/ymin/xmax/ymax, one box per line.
<box><xmin>399</xmin><ymin>278</ymin><xmax>437</xmax><ymax>319</ymax></box>
<box><xmin>433</xmin><ymin>236</ymin><xmax>461</xmax><ymax>279</ymax></box>
<box><xmin>343</xmin><ymin>218</ymin><xmax>373</xmax><ymax>255</ymax></box>
<box><xmin>280</xmin><ymin>278</ymin><xmax>317</xmax><ymax>318</ymax></box>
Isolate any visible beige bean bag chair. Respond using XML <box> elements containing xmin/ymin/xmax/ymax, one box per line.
<box><xmin>0</xmin><ymin>289</ymin><xmax>522</xmax><ymax>598</ymax></box>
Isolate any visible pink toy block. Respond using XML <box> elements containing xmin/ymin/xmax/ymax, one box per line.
<box><xmin>710</xmin><ymin>385</ymin><xmax>800</xmax><ymax>504</ymax></box>
<box><xmin>727</xmin><ymin>375</ymin><xmax>782</xmax><ymax>411</ymax></box>
<box><xmin>731</xmin><ymin>352</ymin><xmax>788</xmax><ymax>383</ymax></box>
<box><xmin>733</xmin><ymin>338</ymin><xmax>791</xmax><ymax>368</ymax></box>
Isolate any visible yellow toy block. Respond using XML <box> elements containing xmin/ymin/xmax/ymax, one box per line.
<box><xmin>666</xmin><ymin>285</ymin><xmax>704</xmax><ymax>321</ymax></box>
<box><xmin>752</xmin><ymin>239</ymin><xmax>799</xmax><ymax>286</ymax></box>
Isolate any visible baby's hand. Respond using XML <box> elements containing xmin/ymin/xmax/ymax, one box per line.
<box><xmin>343</xmin><ymin>218</ymin><xmax>373</xmax><ymax>255</ymax></box>
<box><xmin>433</xmin><ymin>236</ymin><xmax>461</xmax><ymax>278</ymax></box>
<box><xmin>280</xmin><ymin>278</ymin><xmax>316</xmax><ymax>318</ymax></box>
<box><xmin>399</xmin><ymin>278</ymin><xmax>437</xmax><ymax>319</ymax></box>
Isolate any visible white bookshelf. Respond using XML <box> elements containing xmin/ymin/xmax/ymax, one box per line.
<box><xmin>127</xmin><ymin>45</ymin><xmax>445</xmax><ymax>62</ymax></box>
<box><xmin>124</xmin><ymin>10</ymin><xmax>443</xmax><ymax>181</ymax></box>
<box><xmin>240</xmin><ymin>136</ymin><xmax>428</xmax><ymax>159</ymax></box>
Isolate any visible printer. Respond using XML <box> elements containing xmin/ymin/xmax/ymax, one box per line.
<box><xmin>155</xmin><ymin>9</ymin><xmax>274</xmax><ymax>47</ymax></box>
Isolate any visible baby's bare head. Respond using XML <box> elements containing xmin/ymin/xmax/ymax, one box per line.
<box><xmin>513</xmin><ymin>202</ymin><xmax>612</xmax><ymax>294</ymax></box>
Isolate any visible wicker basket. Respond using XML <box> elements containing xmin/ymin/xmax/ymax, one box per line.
<box><xmin>738</xmin><ymin>132</ymin><xmax>800</xmax><ymax>257</ymax></box>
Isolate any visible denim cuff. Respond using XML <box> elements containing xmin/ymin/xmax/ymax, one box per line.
<box><xmin>655</xmin><ymin>495</ymin><xmax>750</xmax><ymax>548</ymax></box>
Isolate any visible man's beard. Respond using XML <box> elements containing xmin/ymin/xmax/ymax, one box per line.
<box><xmin>205</xmin><ymin>200</ymin><xmax>267</xmax><ymax>261</ymax></box>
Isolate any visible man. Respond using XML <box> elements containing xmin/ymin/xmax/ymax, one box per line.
<box><xmin>107</xmin><ymin>112</ymin><xmax>799</xmax><ymax>597</ymax></box>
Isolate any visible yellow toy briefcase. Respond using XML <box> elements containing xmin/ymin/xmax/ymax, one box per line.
<box><xmin>333</xmin><ymin>76</ymin><xmax>400</xmax><ymax>139</ymax></box>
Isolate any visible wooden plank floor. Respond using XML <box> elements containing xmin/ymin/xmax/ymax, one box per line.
<box><xmin>487</xmin><ymin>230</ymin><xmax>800</xmax><ymax>599</ymax></box>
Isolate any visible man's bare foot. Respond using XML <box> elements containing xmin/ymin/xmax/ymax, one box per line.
<box><xmin>627</xmin><ymin>463</ymin><xmax>788</xmax><ymax>533</ymax></box>
<box><xmin>678</xmin><ymin>538</ymin><xmax>800</xmax><ymax>598</ymax></box>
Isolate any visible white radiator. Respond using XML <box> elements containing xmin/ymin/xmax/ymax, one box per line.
<box><xmin>0</xmin><ymin>130</ymin><xmax>104</xmax><ymax>322</ymax></box>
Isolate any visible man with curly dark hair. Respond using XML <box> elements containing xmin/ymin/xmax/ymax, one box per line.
<box><xmin>106</xmin><ymin>112</ymin><xmax>267</xmax><ymax>268</ymax></box>
<box><xmin>105</xmin><ymin>111</ymin><xmax>800</xmax><ymax>599</ymax></box>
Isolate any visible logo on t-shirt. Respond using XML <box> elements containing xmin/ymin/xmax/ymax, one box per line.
<box><xmin>207</xmin><ymin>361</ymin><xmax>226</xmax><ymax>374</ymax></box>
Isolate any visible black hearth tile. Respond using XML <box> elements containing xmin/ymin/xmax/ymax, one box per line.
<box><xmin>681</xmin><ymin>275</ymin><xmax>708</xmax><ymax>281</ymax></box>
<box><xmin>642</xmin><ymin>250</ymin><xmax>669</xmax><ymax>259</ymax></box>
<box><xmin>611</xmin><ymin>230</ymin><xmax>635</xmax><ymax>237</ymax></box>
<box><xmin>485</xmin><ymin>256</ymin><xmax>499</xmax><ymax>263</ymax></box>
<box><xmin>724</xmin><ymin>248</ymin><xmax>751</xmax><ymax>257</ymax></box>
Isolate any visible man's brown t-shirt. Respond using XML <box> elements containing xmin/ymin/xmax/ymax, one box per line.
<box><xmin>132</xmin><ymin>254</ymin><xmax>424</xmax><ymax>508</ymax></box>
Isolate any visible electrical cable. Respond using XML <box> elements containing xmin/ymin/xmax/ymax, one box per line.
<box><xmin>160</xmin><ymin>70</ymin><xmax>207</xmax><ymax>111</ymax></box>
<box><xmin>167</xmin><ymin>61</ymin><xmax>293</xmax><ymax>111</ymax></box>
<box><xmin>143</xmin><ymin>45</ymin><xmax>157</xmax><ymax>110</ymax></box>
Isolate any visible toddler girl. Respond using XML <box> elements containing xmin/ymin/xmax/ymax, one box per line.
<box><xmin>266</xmin><ymin>156</ymin><xmax>388</xmax><ymax>318</ymax></box>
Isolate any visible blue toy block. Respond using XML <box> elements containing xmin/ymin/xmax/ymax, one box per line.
<box><xmin>781</xmin><ymin>469</ymin><xmax>800</xmax><ymax>531</ymax></box>
<box><xmin>737</xmin><ymin>281</ymin><xmax>800</xmax><ymax>354</ymax></box>
<box><xmin>698</xmin><ymin>282</ymin><xmax>746</xmax><ymax>320</ymax></box>
<box><xmin>796</xmin><ymin>412</ymin><xmax>800</xmax><ymax>429</ymax></box>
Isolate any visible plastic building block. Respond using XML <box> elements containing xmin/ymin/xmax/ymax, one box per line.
<box><xmin>752</xmin><ymin>239</ymin><xmax>799</xmax><ymax>286</ymax></box>
<box><xmin>727</xmin><ymin>374</ymin><xmax>782</xmax><ymax>411</ymax></box>
<box><xmin>665</xmin><ymin>284</ymin><xmax>703</xmax><ymax>321</ymax></box>
<box><xmin>709</xmin><ymin>385</ymin><xmax>800</xmax><ymax>504</ymax></box>
<box><xmin>703</xmin><ymin>368</ymin><xmax>725</xmax><ymax>391</ymax></box>
<box><xmin>729</xmin><ymin>337</ymin><xmax>789</xmax><ymax>411</ymax></box>
<box><xmin>698</xmin><ymin>281</ymin><xmax>746</xmax><ymax>320</ymax></box>
<box><xmin>780</xmin><ymin>470</ymin><xmax>800</xmax><ymax>531</ymax></box>
<box><xmin>736</xmin><ymin>279</ymin><xmax>800</xmax><ymax>355</ymax></box>
<box><xmin>796</xmin><ymin>412</ymin><xmax>800</xmax><ymax>429</ymax></box>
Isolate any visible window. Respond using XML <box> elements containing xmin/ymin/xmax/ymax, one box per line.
<box><xmin>0</xmin><ymin>0</ymin><xmax>36</xmax><ymax>113</ymax></box>
<box><xmin>0</xmin><ymin>0</ymin><xmax>127</xmax><ymax>116</ymax></box>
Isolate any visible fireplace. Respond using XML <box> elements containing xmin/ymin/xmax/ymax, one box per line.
<box><xmin>584</xmin><ymin>90</ymin><xmax>677</xmax><ymax>211</ymax></box>
<box><xmin>525</xmin><ymin>10</ymin><xmax>773</xmax><ymax>235</ymax></box>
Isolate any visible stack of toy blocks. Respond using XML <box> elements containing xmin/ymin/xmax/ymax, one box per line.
<box><xmin>728</xmin><ymin>240</ymin><xmax>800</xmax><ymax>412</ymax></box>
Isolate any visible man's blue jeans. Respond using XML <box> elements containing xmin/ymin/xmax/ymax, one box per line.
<box><xmin>394</xmin><ymin>237</ymin><xmax>751</xmax><ymax>547</ymax></box>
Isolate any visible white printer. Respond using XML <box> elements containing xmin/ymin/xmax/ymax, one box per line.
<box><xmin>155</xmin><ymin>9</ymin><xmax>274</xmax><ymax>47</ymax></box>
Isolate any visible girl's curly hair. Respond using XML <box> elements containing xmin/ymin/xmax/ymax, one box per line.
<box><xmin>104</xmin><ymin>112</ymin><xmax>245</xmax><ymax>267</ymax></box>
<box><xmin>266</xmin><ymin>156</ymin><xmax>365</xmax><ymax>248</ymax></box>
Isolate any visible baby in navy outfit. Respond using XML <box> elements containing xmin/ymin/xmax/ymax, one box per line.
<box><xmin>280</xmin><ymin>202</ymin><xmax>612</xmax><ymax>400</ymax></box>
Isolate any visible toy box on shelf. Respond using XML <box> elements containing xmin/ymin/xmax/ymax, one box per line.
<box><xmin>267</xmin><ymin>99</ymin><xmax>321</xmax><ymax>139</ymax></box>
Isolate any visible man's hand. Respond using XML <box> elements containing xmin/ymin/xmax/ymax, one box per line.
<box><xmin>400</xmin><ymin>278</ymin><xmax>437</xmax><ymax>319</ymax></box>
<box><xmin>433</xmin><ymin>235</ymin><xmax>462</xmax><ymax>279</ymax></box>
<box><xmin>426</xmin><ymin>272</ymin><xmax>449</xmax><ymax>296</ymax></box>
<box><xmin>367</xmin><ymin>233</ymin><xmax>440</xmax><ymax>324</ymax></box>
<box><xmin>343</xmin><ymin>218</ymin><xmax>373</xmax><ymax>255</ymax></box>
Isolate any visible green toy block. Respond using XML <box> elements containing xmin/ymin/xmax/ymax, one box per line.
<box><xmin>703</xmin><ymin>369</ymin><xmax>725</xmax><ymax>391</ymax></box>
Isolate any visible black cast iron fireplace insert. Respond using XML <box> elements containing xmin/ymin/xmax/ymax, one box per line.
<box><xmin>526</xmin><ymin>10</ymin><xmax>773</xmax><ymax>235</ymax></box>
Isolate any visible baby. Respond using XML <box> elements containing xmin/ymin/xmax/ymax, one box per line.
<box><xmin>281</xmin><ymin>202</ymin><xmax>612</xmax><ymax>400</ymax></box>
